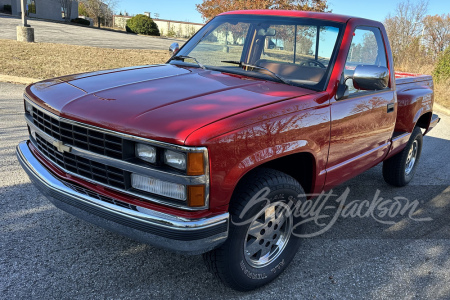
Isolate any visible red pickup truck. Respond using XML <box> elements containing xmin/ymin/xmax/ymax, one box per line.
<box><xmin>17</xmin><ymin>10</ymin><xmax>440</xmax><ymax>291</ymax></box>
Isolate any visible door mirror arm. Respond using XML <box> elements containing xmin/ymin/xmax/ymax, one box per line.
<box><xmin>336</xmin><ymin>75</ymin><xmax>350</xmax><ymax>100</ymax></box>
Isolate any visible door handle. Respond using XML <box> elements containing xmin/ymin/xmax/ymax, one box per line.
<box><xmin>387</xmin><ymin>103</ymin><xmax>395</xmax><ymax>113</ymax></box>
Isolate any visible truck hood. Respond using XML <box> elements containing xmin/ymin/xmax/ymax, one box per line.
<box><xmin>27</xmin><ymin>64</ymin><xmax>315</xmax><ymax>145</ymax></box>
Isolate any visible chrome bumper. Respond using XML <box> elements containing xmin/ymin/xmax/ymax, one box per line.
<box><xmin>424</xmin><ymin>113</ymin><xmax>440</xmax><ymax>135</ymax></box>
<box><xmin>16</xmin><ymin>141</ymin><xmax>229</xmax><ymax>255</ymax></box>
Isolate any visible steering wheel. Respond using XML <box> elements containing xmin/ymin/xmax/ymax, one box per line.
<box><xmin>299</xmin><ymin>59</ymin><xmax>326</xmax><ymax>68</ymax></box>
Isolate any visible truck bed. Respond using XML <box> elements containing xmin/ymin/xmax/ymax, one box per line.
<box><xmin>395</xmin><ymin>71</ymin><xmax>433</xmax><ymax>87</ymax></box>
<box><xmin>394</xmin><ymin>71</ymin><xmax>434</xmax><ymax>134</ymax></box>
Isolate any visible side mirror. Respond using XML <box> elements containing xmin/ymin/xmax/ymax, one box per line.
<box><xmin>169</xmin><ymin>43</ymin><xmax>179</xmax><ymax>56</ymax></box>
<box><xmin>352</xmin><ymin>65</ymin><xmax>389</xmax><ymax>91</ymax></box>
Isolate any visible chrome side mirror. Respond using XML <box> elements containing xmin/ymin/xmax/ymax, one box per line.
<box><xmin>169</xmin><ymin>42</ymin><xmax>179</xmax><ymax>56</ymax></box>
<box><xmin>352</xmin><ymin>65</ymin><xmax>389</xmax><ymax>91</ymax></box>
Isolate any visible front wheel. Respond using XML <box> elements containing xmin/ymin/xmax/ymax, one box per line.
<box><xmin>383</xmin><ymin>127</ymin><xmax>423</xmax><ymax>187</ymax></box>
<box><xmin>203</xmin><ymin>168</ymin><xmax>305</xmax><ymax>291</ymax></box>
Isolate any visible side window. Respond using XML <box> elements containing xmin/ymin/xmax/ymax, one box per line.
<box><xmin>345</xmin><ymin>27</ymin><xmax>388</xmax><ymax>94</ymax></box>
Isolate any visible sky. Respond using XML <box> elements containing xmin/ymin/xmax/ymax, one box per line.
<box><xmin>116</xmin><ymin>0</ymin><xmax>450</xmax><ymax>24</ymax></box>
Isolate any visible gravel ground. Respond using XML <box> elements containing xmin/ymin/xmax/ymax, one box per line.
<box><xmin>0</xmin><ymin>14</ymin><xmax>186</xmax><ymax>50</ymax></box>
<box><xmin>1</xmin><ymin>82</ymin><xmax>449</xmax><ymax>299</ymax></box>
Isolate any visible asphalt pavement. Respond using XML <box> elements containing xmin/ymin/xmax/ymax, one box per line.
<box><xmin>0</xmin><ymin>14</ymin><xmax>186</xmax><ymax>50</ymax></box>
<box><xmin>1</xmin><ymin>81</ymin><xmax>449</xmax><ymax>299</ymax></box>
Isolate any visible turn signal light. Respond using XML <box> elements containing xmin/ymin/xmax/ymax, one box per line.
<box><xmin>188</xmin><ymin>185</ymin><xmax>205</xmax><ymax>207</ymax></box>
<box><xmin>187</xmin><ymin>152</ymin><xmax>205</xmax><ymax>175</ymax></box>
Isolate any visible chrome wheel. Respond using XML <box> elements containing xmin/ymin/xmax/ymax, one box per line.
<box><xmin>405</xmin><ymin>140</ymin><xmax>418</xmax><ymax>175</ymax></box>
<box><xmin>244</xmin><ymin>201</ymin><xmax>293</xmax><ymax>268</ymax></box>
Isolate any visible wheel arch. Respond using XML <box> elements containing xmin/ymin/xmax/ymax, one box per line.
<box><xmin>415</xmin><ymin>111</ymin><xmax>432</xmax><ymax>134</ymax></box>
<box><xmin>231</xmin><ymin>151</ymin><xmax>317</xmax><ymax>199</ymax></box>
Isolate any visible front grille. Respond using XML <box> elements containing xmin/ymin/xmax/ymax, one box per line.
<box><xmin>61</xmin><ymin>181</ymin><xmax>137</xmax><ymax>211</ymax></box>
<box><xmin>36</xmin><ymin>134</ymin><xmax>128</xmax><ymax>190</ymax></box>
<box><xmin>32</xmin><ymin>107</ymin><xmax>124</xmax><ymax>159</ymax></box>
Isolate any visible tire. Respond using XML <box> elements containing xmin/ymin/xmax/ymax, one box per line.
<box><xmin>203</xmin><ymin>168</ymin><xmax>305</xmax><ymax>291</ymax></box>
<box><xmin>383</xmin><ymin>127</ymin><xmax>423</xmax><ymax>187</ymax></box>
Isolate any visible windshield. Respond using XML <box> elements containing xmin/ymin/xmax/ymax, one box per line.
<box><xmin>170</xmin><ymin>15</ymin><xmax>343</xmax><ymax>90</ymax></box>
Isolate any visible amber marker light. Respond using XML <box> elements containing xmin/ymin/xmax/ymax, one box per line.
<box><xmin>188</xmin><ymin>185</ymin><xmax>206</xmax><ymax>207</ymax></box>
<box><xmin>187</xmin><ymin>152</ymin><xmax>205</xmax><ymax>175</ymax></box>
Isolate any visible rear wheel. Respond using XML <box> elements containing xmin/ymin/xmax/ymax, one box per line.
<box><xmin>383</xmin><ymin>127</ymin><xmax>423</xmax><ymax>187</ymax></box>
<box><xmin>203</xmin><ymin>168</ymin><xmax>305</xmax><ymax>291</ymax></box>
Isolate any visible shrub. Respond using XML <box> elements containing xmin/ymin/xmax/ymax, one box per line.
<box><xmin>166</xmin><ymin>27</ymin><xmax>176</xmax><ymax>37</ymax></box>
<box><xmin>433</xmin><ymin>47</ymin><xmax>450</xmax><ymax>83</ymax></box>
<box><xmin>3</xmin><ymin>4</ymin><xmax>12</xmax><ymax>13</ymax></box>
<box><xmin>126</xmin><ymin>14</ymin><xmax>160</xmax><ymax>36</ymax></box>
<box><xmin>71</xmin><ymin>18</ymin><xmax>91</xmax><ymax>26</ymax></box>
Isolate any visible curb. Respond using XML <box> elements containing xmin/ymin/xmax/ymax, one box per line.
<box><xmin>0</xmin><ymin>75</ymin><xmax>40</xmax><ymax>85</ymax></box>
<box><xmin>435</xmin><ymin>103</ymin><xmax>450</xmax><ymax>116</ymax></box>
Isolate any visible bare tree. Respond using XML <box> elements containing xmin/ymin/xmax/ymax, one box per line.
<box><xmin>423</xmin><ymin>14</ymin><xmax>450</xmax><ymax>58</ymax></box>
<box><xmin>383</xmin><ymin>0</ymin><xmax>428</xmax><ymax>67</ymax></box>
<box><xmin>57</xmin><ymin>0</ymin><xmax>76</xmax><ymax>22</ymax></box>
<box><xmin>81</xmin><ymin>0</ymin><xmax>117</xmax><ymax>28</ymax></box>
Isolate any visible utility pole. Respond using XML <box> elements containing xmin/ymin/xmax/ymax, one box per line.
<box><xmin>21</xmin><ymin>0</ymin><xmax>28</xmax><ymax>27</ymax></box>
<box><xmin>17</xmin><ymin>0</ymin><xmax>35</xmax><ymax>42</ymax></box>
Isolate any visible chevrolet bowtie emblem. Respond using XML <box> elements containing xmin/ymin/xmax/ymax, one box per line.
<box><xmin>52</xmin><ymin>140</ymin><xmax>72</xmax><ymax>153</ymax></box>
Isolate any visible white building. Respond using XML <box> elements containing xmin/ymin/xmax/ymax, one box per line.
<box><xmin>113</xmin><ymin>14</ymin><xmax>204</xmax><ymax>38</ymax></box>
<box><xmin>1</xmin><ymin>0</ymin><xmax>78</xmax><ymax>21</ymax></box>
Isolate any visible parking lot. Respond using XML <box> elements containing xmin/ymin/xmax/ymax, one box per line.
<box><xmin>0</xmin><ymin>15</ymin><xmax>186</xmax><ymax>50</ymax></box>
<box><xmin>1</xmin><ymin>81</ymin><xmax>449</xmax><ymax>299</ymax></box>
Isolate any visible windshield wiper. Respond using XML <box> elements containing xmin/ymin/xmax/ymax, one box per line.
<box><xmin>171</xmin><ymin>55</ymin><xmax>206</xmax><ymax>70</ymax></box>
<box><xmin>221</xmin><ymin>60</ymin><xmax>290</xmax><ymax>85</ymax></box>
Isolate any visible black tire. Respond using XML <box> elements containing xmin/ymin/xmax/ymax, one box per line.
<box><xmin>203</xmin><ymin>168</ymin><xmax>305</xmax><ymax>291</ymax></box>
<box><xmin>383</xmin><ymin>127</ymin><xmax>423</xmax><ymax>187</ymax></box>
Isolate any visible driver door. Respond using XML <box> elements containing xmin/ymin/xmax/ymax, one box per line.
<box><xmin>325</xmin><ymin>27</ymin><xmax>397</xmax><ymax>189</ymax></box>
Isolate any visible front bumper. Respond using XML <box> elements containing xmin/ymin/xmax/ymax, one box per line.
<box><xmin>16</xmin><ymin>141</ymin><xmax>229</xmax><ymax>255</ymax></box>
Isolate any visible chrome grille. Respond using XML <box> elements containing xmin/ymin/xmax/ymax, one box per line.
<box><xmin>61</xmin><ymin>181</ymin><xmax>137</xmax><ymax>211</ymax></box>
<box><xmin>32</xmin><ymin>107</ymin><xmax>124</xmax><ymax>159</ymax></box>
<box><xmin>35</xmin><ymin>135</ymin><xmax>128</xmax><ymax>190</ymax></box>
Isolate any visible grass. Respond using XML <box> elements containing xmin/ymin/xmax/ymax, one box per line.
<box><xmin>0</xmin><ymin>39</ymin><xmax>169</xmax><ymax>79</ymax></box>
<box><xmin>396</xmin><ymin>62</ymin><xmax>450</xmax><ymax>110</ymax></box>
<box><xmin>435</xmin><ymin>80</ymin><xmax>450</xmax><ymax>110</ymax></box>
<box><xmin>0</xmin><ymin>38</ymin><xmax>449</xmax><ymax>110</ymax></box>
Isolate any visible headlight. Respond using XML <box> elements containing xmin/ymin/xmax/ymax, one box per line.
<box><xmin>135</xmin><ymin>143</ymin><xmax>157</xmax><ymax>163</ymax></box>
<box><xmin>131</xmin><ymin>173</ymin><xmax>186</xmax><ymax>200</ymax></box>
<box><xmin>164</xmin><ymin>150</ymin><xmax>186</xmax><ymax>170</ymax></box>
<box><xmin>25</xmin><ymin>100</ymin><xmax>33</xmax><ymax>114</ymax></box>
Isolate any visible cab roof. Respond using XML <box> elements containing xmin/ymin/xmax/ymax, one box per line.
<box><xmin>218</xmin><ymin>10</ymin><xmax>355</xmax><ymax>23</ymax></box>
